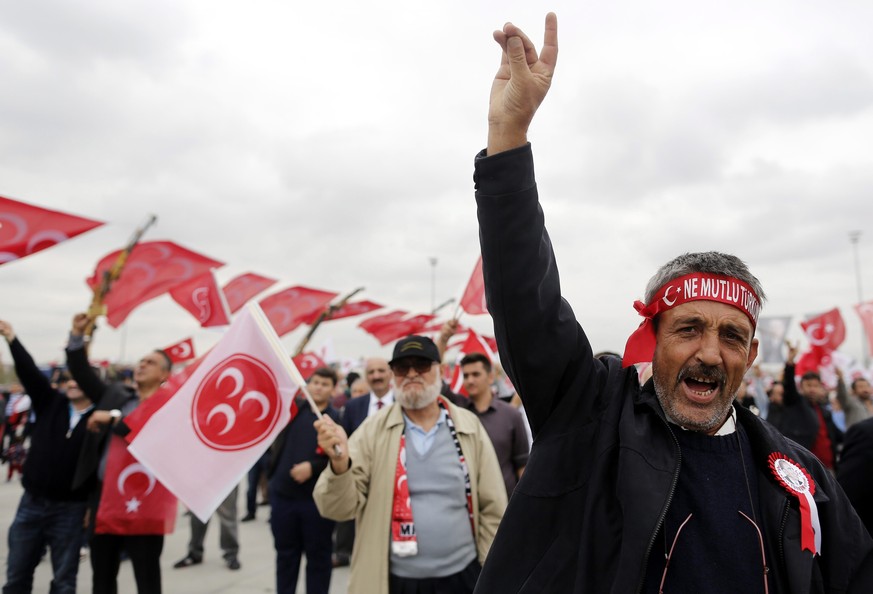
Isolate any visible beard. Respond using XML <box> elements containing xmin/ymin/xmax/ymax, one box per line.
<box><xmin>395</xmin><ymin>373</ymin><xmax>442</xmax><ymax>411</ymax></box>
<box><xmin>652</xmin><ymin>360</ymin><xmax>735</xmax><ymax>433</ymax></box>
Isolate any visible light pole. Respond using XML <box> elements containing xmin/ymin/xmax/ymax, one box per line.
<box><xmin>429</xmin><ymin>257</ymin><xmax>438</xmax><ymax>313</ymax></box>
<box><xmin>849</xmin><ymin>231</ymin><xmax>869</xmax><ymax>366</ymax></box>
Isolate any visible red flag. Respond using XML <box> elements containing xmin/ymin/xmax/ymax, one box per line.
<box><xmin>797</xmin><ymin>308</ymin><xmax>846</xmax><ymax>373</ymax></box>
<box><xmin>87</xmin><ymin>241</ymin><xmax>223</xmax><ymax>327</ymax></box>
<box><xmin>449</xmin><ymin>329</ymin><xmax>498</xmax><ymax>394</ymax></box>
<box><xmin>125</xmin><ymin>304</ymin><xmax>302</xmax><ymax>521</ymax></box>
<box><xmin>801</xmin><ymin>308</ymin><xmax>846</xmax><ymax>352</ymax></box>
<box><xmin>0</xmin><ymin>195</ymin><xmax>103</xmax><ymax>266</ymax></box>
<box><xmin>222</xmin><ymin>273</ymin><xmax>278</xmax><ymax>314</ymax></box>
<box><xmin>292</xmin><ymin>352</ymin><xmax>328</xmax><ymax>381</ymax></box>
<box><xmin>259</xmin><ymin>286</ymin><xmax>338</xmax><ymax>337</ymax></box>
<box><xmin>855</xmin><ymin>301</ymin><xmax>873</xmax><ymax>356</ymax></box>
<box><xmin>170</xmin><ymin>270</ymin><xmax>231</xmax><ymax>328</ymax></box>
<box><xmin>94</xmin><ymin>435</ymin><xmax>177</xmax><ymax>535</ymax></box>
<box><xmin>163</xmin><ymin>338</ymin><xmax>196</xmax><ymax>364</ymax></box>
<box><xmin>359</xmin><ymin>311</ymin><xmax>436</xmax><ymax>345</ymax></box>
<box><xmin>459</xmin><ymin>256</ymin><xmax>488</xmax><ymax>315</ymax></box>
<box><xmin>300</xmin><ymin>300</ymin><xmax>384</xmax><ymax>326</ymax></box>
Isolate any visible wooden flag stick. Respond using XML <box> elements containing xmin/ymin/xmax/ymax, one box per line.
<box><xmin>292</xmin><ymin>286</ymin><xmax>364</xmax><ymax>357</ymax></box>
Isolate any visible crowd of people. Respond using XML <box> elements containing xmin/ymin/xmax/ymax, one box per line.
<box><xmin>3</xmin><ymin>11</ymin><xmax>873</xmax><ymax>594</ymax></box>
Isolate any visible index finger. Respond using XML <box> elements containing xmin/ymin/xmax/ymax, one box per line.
<box><xmin>538</xmin><ymin>12</ymin><xmax>558</xmax><ymax>72</ymax></box>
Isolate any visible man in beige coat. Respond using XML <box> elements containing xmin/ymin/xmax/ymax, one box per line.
<box><xmin>314</xmin><ymin>336</ymin><xmax>506</xmax><ymax>594</ymax></box>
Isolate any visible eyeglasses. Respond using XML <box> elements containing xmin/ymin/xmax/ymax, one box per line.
<box><xmin>390</xmin><ymin>358</ymin><xmax>435</xmax><ymax>376</ymax></box>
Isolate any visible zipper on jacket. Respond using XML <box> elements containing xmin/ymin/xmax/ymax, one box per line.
<box><xmin>777</xmin><ymin>496</ymin><xmax>790</xmax><ymax>573</ymax></box>
<box><xmin>636</xmin><ymin>418</ymin><xmax>682</xmax><ymax>594</ymax></box>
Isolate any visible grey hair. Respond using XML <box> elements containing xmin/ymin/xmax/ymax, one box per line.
<box><xmin>644</xmin><ymin>252</ymin><xmax>766</xmax><ymax>306</ymax></box>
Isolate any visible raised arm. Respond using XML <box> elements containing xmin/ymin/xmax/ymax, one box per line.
<box><xmin>0</xmin><ymin>320</ymin><xmax>55</xmax><ymax>414</ymax></box>
<box><xmin>487</xmin><ymin>13</ymin><xmax>558</xmax><ymax>155</ymax></box>
<box><xmin>65</xmin><ymin>313</ymin><xmax>108</xmax><ymax>404</ymax></box>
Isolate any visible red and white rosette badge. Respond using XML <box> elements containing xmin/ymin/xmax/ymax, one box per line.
<box><xmin>768</xmin><ymin>453</ymin><xmax>821</xmax><ymax>556</ymax></box>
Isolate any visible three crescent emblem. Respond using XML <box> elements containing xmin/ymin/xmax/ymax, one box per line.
<box><xmin>192</xmin><ymin>354</ymin><xmax>281</xmax><ymax>451</ymax></box>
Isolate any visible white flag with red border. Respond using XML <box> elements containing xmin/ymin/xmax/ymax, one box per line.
<box><xmin>126</xmin><ymin>303</ymin><xmax>302</xmax><ymax>522</ymax></box>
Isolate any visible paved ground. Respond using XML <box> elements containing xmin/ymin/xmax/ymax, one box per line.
<box><xmin>0</xmin><ymin>478</ymin><xmax>350</xmax><ymax>593</ymax></box>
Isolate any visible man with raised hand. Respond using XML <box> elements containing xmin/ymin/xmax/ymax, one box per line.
<box><xmin>1</xmin><ymin>320</ymin><xmax>95</xmax><ymax>594</ymax></box>
<box><xmin>313</xmin><ymin>336</ymin><xmax>505</xmax><ymax>594</ymax></box>
<box><xmin>472</xmin><ymin>13</ymin><xmax>873</xmax><ymax>593</ymax></box>
<box><xmin>67</xmin><ymin>313</ymin><xmax>171</xmax><ymax>594</ymax></box>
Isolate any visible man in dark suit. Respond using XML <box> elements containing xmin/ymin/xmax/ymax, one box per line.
<box><xmin>332</xmin><ymin>357</ymin><xmax>393</xmax><ymax>567</ymax></box>
<box><xmin>340</xmin><ymin>357</ymin><xmax>394</xmax><ymax>437</ymax></box>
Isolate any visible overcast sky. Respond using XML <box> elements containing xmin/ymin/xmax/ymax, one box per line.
<box><xmin>1</xmin><ymin>0</ymin><xmax>872</xmax><ymax>372</ymax></box>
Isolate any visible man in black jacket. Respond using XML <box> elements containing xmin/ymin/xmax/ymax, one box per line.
<box><xmin>1</xmin><ymin>320</ymin><xmax>96</xmax><ymax>594</ymax></box>
<box><xmin>66</xmin><ymin>313</ymin><xmax>170</xmax><ymax>594</ymax></box>
<box><xmin>268</xmin><ymin>367</ymin><xmax>341</xmax><ymax>594</ymax></box>
<box><xmin>472</xmin><ymin>14</ymin><xmax>873</xmax><ymax>593</ymax></box>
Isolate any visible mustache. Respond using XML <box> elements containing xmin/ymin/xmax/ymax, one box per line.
<box><xmin>678</xmin><ymin>364</ymin><xmax>726</xmax><ymax>386</ymax></box>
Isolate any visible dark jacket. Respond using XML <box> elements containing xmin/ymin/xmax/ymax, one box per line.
<box><xmin>837</xmin><ymin>417</ymin><xmax>873</xmax><ymax>537</ymax></box>
<box><xmin>473</xmin><ymin>144</ymin><xmax>873</xmax><ymax>594</ymax></box>
<box><xmin>340</xmin><ymin>393</ymin><xmax>372</xmax><ymax>437</ymax></box>
<box><xmin>9</xmin><ymin>337</ymin><xmax>95</xmax><ymax>500</ymax></box>
<box><xmin>65</xmin><ymin>343</ymin><xmax>137</xmax><ymax>489</ymax></box>
<box><xmin>769</xmin><ymin>362</ymin><xmax>842</xmax><ymax>466</ymax></box>
<box><xmin>268</xmin><ymin>399</ymin><xmax>340</xmax><ymax>499</ymax></box>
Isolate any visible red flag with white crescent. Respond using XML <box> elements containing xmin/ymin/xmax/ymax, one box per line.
<box><xmin>801</xmin><ymin>308</ymin><xmax>846</xmax><ymax>353</ymax></box>
<box><xmin>0</xmin><ymin>195</ymin><xmax>104</xmax><ymax>266</ymax></box>
<box><xmin>95</xmin><ymin>435</ymin><xmax>177</xmax><ymax>535</ymax></box>
<box><xmin>459</xmin><ymin>256</ymin><xmax>488</xmax><ymax>315</ymax></box>
<box><xmin>449</xmin><ymin>329</ymin><xmax>498</xmax><ymax>394</ymax></box>
<box><xmin>163</xmin><ymin>338</ymin><xmax>196</xmax><ymax>364</ymax></box>
<box><xmin>222</xmin><ymin>273</ymin><xmax>278</xmax><ymax>314</ymax></box>
<box><xmin>855</xmin><ymin>301</ymin><xmax>873</xmax><ymax>357</ymax></box>
<box><xmin>125</xmin><ymin>303</ymin><xmax>302</xmax><ymax>522</ymax></box>
<box><xmin>291</xmin><ymin>352</ymin><xmax>328</xmax><ymax>381</ymax></box>
<box><xmin>169</xmin><ymin>269</ymin><xmax>232</xmax><ymax>328</ymax></box>
<box><xmin>258</xmin><ymin>286</ymin><xmax>339</xmax><ymax>337</ymax></box>
<box><xmin>87</xmin><ymin>241</ymin><xmax>223</xmax><ymax>327</ymax></box>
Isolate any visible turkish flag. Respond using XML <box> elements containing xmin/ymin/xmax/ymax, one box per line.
<box><xmin>292</xmin><ymin>352</ymin><xmax>328</xmax><ymax>381</ymax></box>
<box><xmin>222</xmin><ymin>273</ymin><xmax>278</xmax><ymax>314</ymax></box>
<box><xmin>125</xmin><ymin>304</ymin><xmax>301</xmax><ymax>522</ymax></box>
<box><xmin>359</xmin><ymin>311</ymin><xmax>436</xmax><ymax>345</ymax></box>
<box><xmin>449</xmin><ymin>329</ymin><xmax>498</xmax><ymax>394</ymax></box>
<box><xmin>300</xmin><ymin>300</ymin><xmax>384</xmax><ymax>326</ymax></box>
<box><xmin>0</xmin><ymin>195</ymin><xmax>104</xmax><ymax>266</ymax></box>
<box><xmin>459</xmin><ymin>256</ymin><xmax>488</xmax><ymax>315</ymax></box>
<box><xmin>87</xmin><ymin>241</ymin><xmax>223</xmax><ymax>327</ymax></box>
<box><xmin>855</xmin><ymin>301</ymin><xmax>873</xmax><ymax>356</ymax></box>
<box><xmin>169</xmin><ymin>269</ymin><xmax>231</xmax><ymax>328</ymax></box>
<box><xmin>796</xmin><ymin>308</ymin><xmax>846</xmax><ymax>374</ymax></box>
<box><xmin>163</xmin><ymin>338</ymin><xmax>196</xmax><ymax>364</ymax></box>
<box><xmin>94</xmin><ymin>435</ymin><xmax>177</xmax><ymax>535</ymax></box>
<box><xmin>258</xmin><ymin>286</ymin><xmax>338</xmax><ymax>337</ymax></box>
<box><xmin>801</xmin><ymin>308</ymin><xmax>846</xmax><ymax>353</ymax></box>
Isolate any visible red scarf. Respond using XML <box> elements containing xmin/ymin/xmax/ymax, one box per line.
<box><xmin>390</xmin><ymin>398</ymin><xmax>474</xmax><ymax>556</ymax></box>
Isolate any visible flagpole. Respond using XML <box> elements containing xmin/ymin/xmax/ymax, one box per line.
<box><xmin>85</xmin><ymin>214</ymin><xmax>158</xmax><ymax>340</ymax></box>
<box><xmin>292</xmin><ymin>287</ymin><xmax>364</xmax><ymax>357</ymax></box>
<box><xmin>850</xmin><ymin>231</ymin><xmax>869</xmax><ymax>366</ymax></box>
